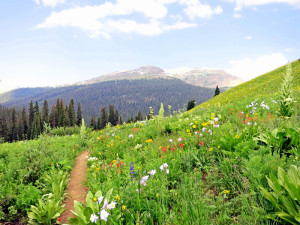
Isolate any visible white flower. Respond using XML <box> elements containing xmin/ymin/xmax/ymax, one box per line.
<box><xmin>178</xmin><ymin>138</ymin><xmax>182</xmax><ymax>142</ymax></box>
<box><xmin>160</xmin><ymin>165</ymin><xmax>164</xmax><ymax>171</ymax></box>
<box><xmin>163</xmin><ymin>163</ymin><xmax>168</xmax><ymax>168</ymax></box>
<box><xmin>169</xmin><ymin>139</ymin><xmax>173</xmax><ymax>143</ymax></box>
<box><xmin>214</xmin><ymin>125</ymin><xmax>219</xmax><ymax>128</ymax></box>
<box><xmin>195</xmin><ymin>132</ymin><xmax>198</xmax><ymax>135</ymax></box>
<box><xmin>202</xmin><ymin>127</ymin><xmax>206</xmax><ymax>132</ymax></box>
<box><xmin>129</xmin><ymin>134</ymin><xmax>133</xmax><ymax>139</ymax></box>
<box><xmin>100</xmin><ymin>209</ymin><xmax>109</xmax><ymax>222</ymax></box>
<box><xmin>141</xmin><ymin>175</ymin><xmax>149</xmax><ymax>182</ymax></box>
<box><xmin>208</xmin><ymin>129</ymin><xmax>212</xmax><ymax>135</ymax></box>
<box><xmin>107</xmin><ymin>201</ymin><xmax>116</xmax><ymax>209</ymax></box>
<box><xmin>247</xmin><ymin>122</ymin><xmax>252</xmax><ymax>125</ymax></box>
<box><xmin>148</xmin><ymin>170</ymin><xmax>156</xmax><ymax>176</ymax></box>
<box><xmin>140</xmin><ymin>180</ymin><xmax>147</xmax><ymax>186</ymax></box>
<box><xmin>102</xmin><ymin>199</ymin><xmax>109</xmax><ymax>209</ymax></box>
<box><xmin>165</xmin><ymin>169</ymin><xmax>169</xmax><ymax>174</ymax></box>
<box><xmin>90</xmin><ymin>213</ymin><xmax>98</xmax><ymax>223</ymax></box>
<box><xmin>97</xmin><ymin>196</ymin><xmax>104</xmax><ymax>205</ymax></box>
<box><xmin>214</xmin><ymin>118</ymin><xmax>219</xmax><ymax>122</ymax></box>
<box><xmin>189</xmin><ymin>122</ymin><xmax>193</xmax><ymax>126</ymax></box>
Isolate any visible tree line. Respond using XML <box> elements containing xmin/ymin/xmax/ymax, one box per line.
<box><xmin>0</xmin><ymin>99</ymin><xmax>82</xmax><ymax>143</ymax></box>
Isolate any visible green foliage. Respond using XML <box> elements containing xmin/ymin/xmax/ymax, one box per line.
<box><xmin>187</xmin><ymin>100</ymin><xmax>196</xmax><ymax>111</ymax></box>
<box><xmin>278</xmin><ymin>62</ymin><xmax>295</xmax><ymax>118</ymax></box>
<box><xmin>260</xmin><ymin>165</ymin><xmax>300</xmax><ymax>224</ymax></box>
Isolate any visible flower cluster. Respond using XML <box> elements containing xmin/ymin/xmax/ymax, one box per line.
<box><xmin>160</xmin><ymin>163</ymin><xmax>169</xmax><ymax>174</ymax></box>
<box><xmin>90</xmin><ymin>196</ymin><xmax>116</xmax><ymax>223</ymax></box>
<box><xmin>130</xmin><ymin>162</ymin><xmax>135</xmax><ymax>181</ymax></box>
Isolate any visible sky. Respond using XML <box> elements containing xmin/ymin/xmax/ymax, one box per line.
<box><xmin>0</xmin><ymin>0</ymin><xmax>300</xmax><ymax>91</ymax></box>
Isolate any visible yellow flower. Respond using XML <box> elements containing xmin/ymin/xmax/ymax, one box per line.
<box><xmin>187</xmin><ymin>129</ymin><xmax>190</xmax><ymax>133</ymax></box>
<box><xmin>116</xmin><ymin>195</ymin><xmax>121</xmax><ymax>201</ymax></box>
<box><xmin>211</xmin><ymin>113</ymin><xmax>215</xmax><ymax>116</ymax></box>
<box><xmin>223</xmin><ymin>190</ymin><xmax>230</xmax><ymax>194</ymax></box>
<box><xmin>192</xmin><ymin>125</ymin><xmax>197</xmax><ymax>129</ymax></box>
<box><xmin>175</xmin><ymin>193</ymin><xmax>178</xmax><ymax>196</ymax></box>
<box><xmin>112</xmin><ymin>160</ymin><xmax>116</xmax><ymax>163</ymax></box>
<box><xmin>209</xmin><ymin>148</ymin><xmax>213</xmax><ymax>152</ymax></box>
<box><xmin>93</xmin><ymin>197</ymin><xmax>97</xmax><ymax>202</ymax></box>
<box><xmin>98</xmin><ymin>153</ymin><xmax>101</xmax><ymax>155</ymax></box>
<box><xmin>156</xmin><ymin>194</ymin><xmax>159</xmax><ymax>198</ymax></box>
<box><xmin>218</xmin><ymin>146</ymin><xmax>220</xmax><ymax>149</ymax></box>
<box><xmin>159</xmin><ymin>146</ymin><xmax>162</xmax><ymax>149</ymax></box>
<box><xmin>235</xmin><ymin>134</ymin><xmax>240</xmax><ymax>139</ymax></box>
<box><xmin>146</xmin><ymin>139</ymin><xmax>153</xmax><ymax>142</ymax></box>
<box><xmin>195</xmin><ymin>121</ymin><xmax>198</xmax><ymax>124</ymax></box>
<box><xmin>255</xmin><ymin>113</ymin><xmax>258</xmax><ymax>115</ymax></box>
<box><xmin>122</xmin><ymin>205</ymin><xmax>126</xmax><ymax>211</ymax></box>
<box><xmin>137</xmin><ymin>166</ymin><xmax>140</xmax><ymax>170</ymax></box>
<box><xmin>202</xmin><ymin>122</ymin><xmax>207</xmax><ymax>126</ymax></box>
<box><xmin>96</xmin><ymin>167</ymin><xmax>100</xmax><ymax>171</ymax></box>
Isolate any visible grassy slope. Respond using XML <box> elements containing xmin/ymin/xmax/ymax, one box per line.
<box><xmin>197</xmin><ymin>60</ymin><xmax>300</xmax><ymax>109</ymax></box>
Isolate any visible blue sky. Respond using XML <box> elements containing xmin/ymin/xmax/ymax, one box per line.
<box><xmin>0</xmin><ymin>0</ymin><xmax>299</xmax><ymax>90</ymax></box>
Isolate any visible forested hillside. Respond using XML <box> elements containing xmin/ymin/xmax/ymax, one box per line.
<box><xmin>0</xmin><ymin>78</ymin><xmax>215</xmax><ymax>121</ymax></box>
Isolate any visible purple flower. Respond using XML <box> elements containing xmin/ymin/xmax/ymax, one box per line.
<box><xmin>130</xmin><ymin>162</ymin><xmax>136</xmax><ymax>181</ymax></box>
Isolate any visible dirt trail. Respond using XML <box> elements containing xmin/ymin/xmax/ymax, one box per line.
<box><xmin>61</xmin><ymin>150</ymin><xmax>89</xmax><ymax>224</ymax></box>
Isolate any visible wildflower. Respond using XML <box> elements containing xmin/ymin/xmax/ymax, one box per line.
<box><xmin>169</xmin><ymin>139</ymin><xmax>173</xmax><ymax>143</ymax></box>
<box><xmin>209</xmin><ymin>148</ymin><xmax>213</xmax><ymax>152</ymax></box>
<box><xmin>116</xmin><ymin>195</ymin><xmax>120</xmax><ymax>201</ymax></box>
<box><xmin>146</xmin><ymin>139</ymin><xmax>153</xmax><ymax>142</ymax></box>
<box><xmin>122</xmin><ymin>205</ymin><xmax>126</xmax><ymax>211</ymax></box>
<box><xmin>130</xmin><ymin>162</ymin><xmax>136</xmax><ymax>181</ymax></box>
<box><xmin>156</xmin><ymin>194</ymin><xmax>159</xmax><ymax>198</ymax></box>
<box><xmin>90</xmin><ymin>213</ymin><xmax>99</xmax><ymax>223</ymax></box>
<box><xmin>214</xmin><ymin>124</ymin><xmax>219</xmax><ymax>128</ymax></box>
<box><xmin>223</xmin><ymin>190</ymin><xmax>230</xmax><ymax>194</ymax></box>
<box><xmin>178</xmin><ymin>137</ymin><xmax>182</xmax><ymax>142</ymax></box>
<box><xmin>57</xmin><ymin>217</ymin><xmax>61</xmax><ymax>222</ymax></box>
<box><xmin>102</xmin><ymin>199</ymin><xmax>109</xmax><ymax>209</ymax></box>
<box><xmin>195</xmin><ymin>132</ymin><xmax>198</xmax><ymax>135</ymax></box>
<box><xmin>148</xmin><ymin>170</ymin><xmax>156</xmax><ymax>176</ymax></box>
<box><xmin>235</xmin><ymin>134</ymin><xmax>240</xmax><ymax>139</ymax></box>
<box><xmin>192</xmin><ymin>125</ymin><xmax>197</xmax><ymax>129</ymax></box>
<box><xmin>166</xmin><ymin>169</ymin><xmax>169</xmax><ymax>174</ymax></box>
<box><xmin>93</xmin><ymin>197</ymin><xmax>97</xmax><ymax>202</ymax></box>
<box><xmin>85</xmin><ymin>187</ymin><xmax>88</xmax><ymax>191</ymax></box>
<box><xmin>179</xmin><ymin>143</ymin><xmax>183</xmax><ymax>148</ymax></box>
<box><xmin>107</xmin><ymin>201</ymin><xmax>116</xmax><ymax>209</ymax></box>
<box><xmin>187</xmin><ymin>129</ymin><xmax>190</xmax><ymax>133</ymax></box>
<box><xmin>129</xmin><ymin>134</ymin><xmax>133</xmax><ymax>139</ymax></box>
<box><xmin>97</xmin><ymin>196</ymin><xmax>104</xmax><ymax>204</ymax></box>
<box><xmin>100</xmin><ymin>209</ymin><xmax>109</xmax><ymax>222</ymax></box>
<box><xmin>208</xmin><ymin>129</ymin><xmax>212</xmax><ymax>135</ymax></box>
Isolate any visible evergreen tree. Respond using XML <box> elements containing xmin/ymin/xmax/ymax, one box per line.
<box><xmin>91</xmin><ymin>116</ymin><xmax>97</xmax><ymax>130</ymax></box>
<box><xmin>77</xmin><ymin>103</ymin><xmax>82</xmax><ymax>126</ymax></box>
<box><xmin>0</xmin><ymin>117</ymin><xmax>8</xmax><ymax>143</ymax></box>
<box><xmin>50</xmin><ymin>105</ymin><xmax>57</xmax><ymax>128</ymax></box>
<box><xmin>115</xmin><ymin>110</ymin><xmax>120</xmax><ymax>125</ymax></box>
<box><xmin>136</xmin><ymin>111</ymin><xmax>143</xmax><ymax>121</ymax></box>
<box><xmin>9</xmin><ymin>108</ymin><xmax>18</xmax><ymax>142</ymax></box>
<box><xmin>28</xmin><ymin>100</ymin><xmax>34</xmax><ymax>138</ymax></box>
<box><xmin>100</xmin><ymin>107</ymin><xmax>108</xmax><ymax>129</ymax></box>
<box><xmin>108</xmin><ymin>105</ymin><xmax>115</xmax><ymax>125</ymax></box>
<box><xmin>31</xmin><ymin>114</ymin><xmax>41</xmax><ymax>139</ymax></box>
<box><xmin>97</xmin><ymin>117</ymin><xmax>101</xmax><ymax>130</ymax></box>
<box><xmin>214</xmin><ymin>85</ymin><xmax>220</xmax><ymax>97</ymax></box>
<box><xmin>42</xmin><ymin>100</ymin><xmax>49</xmax><ymax>124</ymax></box>
<box><xmin>58</xmin><ymin>99</ymin><xmax>66</xmax><ymax>127</ymax></box>
<box><xmin>187</xmin><ymin>100</ymin><xmax>196</xmax><ymax>111</ymax></box>
<box><xmin>19</xmin><ymin>106</ymin><xmax>28</xmax><ymax>140</ymax></box>
<box><xmin>68</xmin><ymin>99</ymin><xmax>76</xmax><ymax>126</ymax></box>
<box><xmin>64</xmin><ymin>106</ymin><xmax>70</xmax><ymax>127</ymax></box>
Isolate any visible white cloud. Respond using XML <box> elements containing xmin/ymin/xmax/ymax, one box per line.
<box><xmin>284</xmin><ymin>48</ymin><xmax>292</xmax><ymax>52</ymax></box>
<box><xmin>36</xmin><ymin>0</ymin><xmax>202</xmax><ymax>38</ymax></box>
<box><xmin>226</xmin><ymin>53</ymin><xmax>288</xmax><ymax>81</ymax></box>
<box><xmin>227</xmin><ymin>0</ymin><xmax>300</xmax><ymax>11</ymax></box>
<box><xmin>233</xmin><ymin>13</ymin><xmax>242</xmax><ymax>18</ymax></box>
<box><xmin>246</xmin><ymin>35</ymin><xmax>252</xmax><ymax>40</ymax></box>
<box><xmin>181</xmin><ymin>0</ymin><xmax>223</xmax><ymax>19</ymax></box>
<box><xmin>34</xmin><ymin>0</ymin><xmax>66</xmax><ymax>7</ymax></box>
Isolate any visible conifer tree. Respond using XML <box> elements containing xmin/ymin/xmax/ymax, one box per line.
<box><xmin>68</xmin><ymin>99</ymin><xmax>76</xmax><ymax>126</ymax></box>
<box><xmin>19</xmin><ymin>106</ymin><xmax>28</xmax><ymax>140</ymax></box>
<box><xmin>77</xmin><ymin>103</ymin><xmax>82</xmax><ymax>126</ymax></box>
<box><xmin>115</xmin><ymin>110</ymin><xmax>120</xmax><ymax>125</ymax></box>
<box><xmin>0</xmin><ymin>117</ymin><xmax>8</xmax><ymax>143</ymax></box>
<box><xmin>9</xmin><ymin>108</ymin><xmax>18</xmax><ymax>141</ymax></box>
<box><xmin>91</xmin><ymin>116</ymin><xmax>97</xmax><ymax>130</ymax></box>
<box><xmin>187</xmin><ymin>100</ymin><xmax>196</xmax><ymax>111</ymax></box>
<box><xmin>136</xmin><ymin>111</ymin><xmax>143</xmax><ymax>121</ymax></box>
<box><xmin>28</xmin><ymin>100</ymin><xmax>34</xmax><ymax>138</ymax></box>
<box><xmin>64</xmin><ymin>106</ymin><xmax>70</xmax><ymax>127</ymax></box>
<box><xmin>100</xmin><ymin>107</ymin><xmax>108</xmax><ymax>129</ymax></box>
<box><xmin>50</xmin><ymin>105</ymin><xmax>57</xmax><ymax>128</ymax></box>
<box><xmin>108</xmin><ymin>105</ymin><xmax>115</xmax><ymax>125</ymax></box>
<box><xmin>42</xmin><ymin>100</ymin><xmax>49</xmax><ymax>124</ymax></box>
<box><xmin>214</xmin><ymin>85</ymin><xmax>220</xmax><ymax>97</ymax></box>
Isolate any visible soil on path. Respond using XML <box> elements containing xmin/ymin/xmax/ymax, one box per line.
<box><xmin>61</xmin><ymin>150</ymin><xmax>89</xmax><ymax>224</ymax></box>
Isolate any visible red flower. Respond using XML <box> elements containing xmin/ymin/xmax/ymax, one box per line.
<box><xmin>200</xmin><ymin>142</ymin><xmax>204</xmax><ymax>147</ymax></box>
<box><xmin>85</xmin><ymin>187</ymin><xmax>88</xmax><ymax>191</ymax></box>
<box><xmin>179</xmin><ymin>143</ymin><xmax>183</xmax><ymax>148</ymax></box>
<box><xmin>117</xmin><ymin>163</ymin><xmax>120</xmax><ymax>168</ymax></box>
<box><xmin>57</xmin><ymin>217</ymin><xmax>61</xmax><ymax>222</ymax></box>
<box><xmin>172</xmin><ymin>148</ymin><xmax>175</xmax><ymax>152</ymax></box>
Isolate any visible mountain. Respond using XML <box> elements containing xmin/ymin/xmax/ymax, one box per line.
<box><xmin>0</xmin><ymin>76</ymin><xmax>215</xmax><ymax>121</ymax></box>
<box><xmin>165</xmin><ymin>67</ymin><xmax>243</xmax><ymax>88</ymax></box>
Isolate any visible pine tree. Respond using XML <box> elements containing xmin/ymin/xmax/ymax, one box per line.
<box><xmin>0</xmin><ymin>117</ymin><xmax>8</xmax><ymax>143</ymax></box>
<box><xmin>108</xmin><ymin>105</ymin><xmax>115</xmax><ymax>125</ymax></box>
<box><xmin>214</xmin><ymin>85</ymin><xmax>220</xmax><ymax>97</ymax></box>
<box><xmin>91</xmin><ymin>116</ymin><xmax>97</xmax><ymax>130</ymax></box>
<box><xmin>19</xmin><ymin>106</ymin><xmax>28</xmax><ymax>140</ymax></box>
<box><xmin>100</xmin><ymin>107</ymin><xmax>108</xmax><ymax>129</ymax></box>
<box><xmin>42</xmin><ymin>100</ymin><xmax>49</xmax><ymax>124</ymax></box>
<box><xmin>187</xmin><ymin>100</ymin><xmax>196</xmax><ymax>111</ymax></box>
<box><xmin>28</xmin><ymin>100</ymin><xmax>34</xmax><ymax>138</ymax></box>
<box><xmin>68</xmin><ymin>99</ymin><xmax>76</xmax><ymax>126</ymax></box>
<box><xmin>115</xmin><ymin>110</ymin><xmax>120</xmax><ymax>125</ymax></box>
<box><xmin>77</xmin><ymin>103</ymin><xmax>82</xmax><ymax>126</ymax></box>
<box><xmin>9</xmin><ymin>108</ymin><xmax>18</xmax><ymax>141</ymax></box>
<box><xmin>64</xmin><ymin>106</ymin><xmax>70</xmax><ymax>127</ymax></box>
<box><xmin>136</xmin><ymin>111</ymin><xmax>143</xmax><ymax>121</ymax></box>
<box><xmin>50</xmin><ymin>105</ymin><xmax>57</xmax><ymax>128</ymax></box>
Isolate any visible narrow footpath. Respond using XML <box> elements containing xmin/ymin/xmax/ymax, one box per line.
<box><xmin>61</xmin><ymin>150</ymin><xmax>89</xmax><ymax>224</ymax></box>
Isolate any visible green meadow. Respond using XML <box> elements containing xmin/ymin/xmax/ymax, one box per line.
<box><xmin>0</xmin><ymin>61</ymin><xmax>299</xmax><ymax>224</ymax></box>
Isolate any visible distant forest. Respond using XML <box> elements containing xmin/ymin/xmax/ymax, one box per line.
<box><xmin>0</xmin><ymin>78</ymin><xmax>215</xmax><ymax>121</ymax></box>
